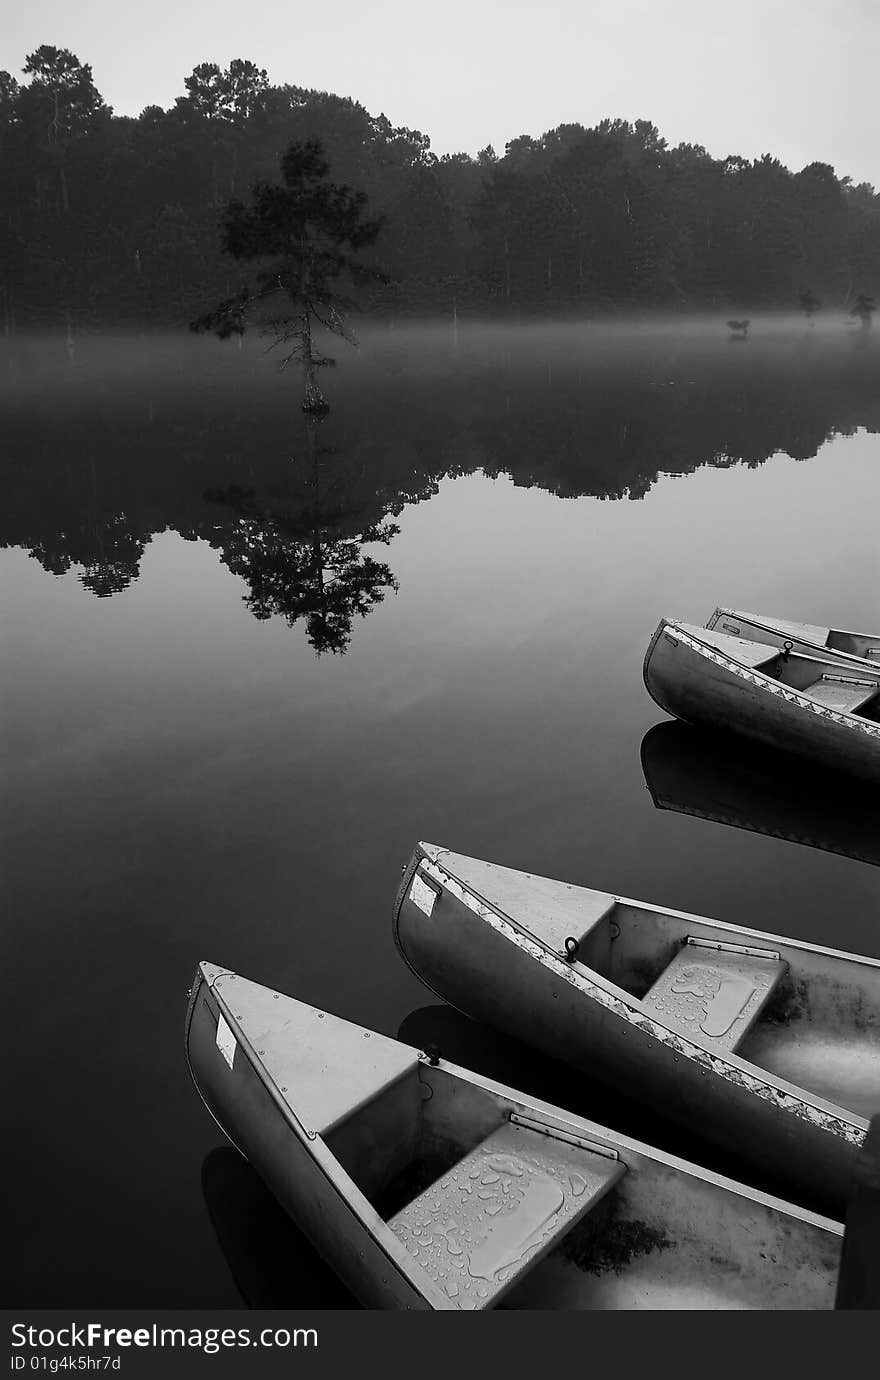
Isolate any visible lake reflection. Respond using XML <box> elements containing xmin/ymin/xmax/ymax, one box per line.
<box><xmin>2</xmin><ymin>321</ymin><xmax>879</xmax><ymax>1305</ymax></box>
<box><xmin>4</xmin><ymin>319</ymin><xmax>880</xmax><ymax>647</ymax></box>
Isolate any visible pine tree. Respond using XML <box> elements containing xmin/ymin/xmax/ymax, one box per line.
<box><xmin>192</xmin><ymin>139</ymin><xmax>385</xmax><ymax>412</ymax></box>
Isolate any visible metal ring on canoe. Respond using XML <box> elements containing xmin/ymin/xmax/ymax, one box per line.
<box><xmin>564</xmin><ymin>937</ymin><xmax>580</xmax><ymax>961</ymax></box>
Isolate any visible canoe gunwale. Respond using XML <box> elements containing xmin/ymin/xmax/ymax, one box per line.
<box><xmin>405</xmin><ymin>852</ymin><xmax>868</xmax><ymax>1150</ymax></box>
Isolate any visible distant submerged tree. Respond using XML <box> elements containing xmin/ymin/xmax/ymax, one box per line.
<box><xmin>799</xmin><ymin>288</ymin><xmax>820</xmax><ymax>323</ymax></box>
<box><xmin>191</xmin><ymin>139</ymin><xmax>385</xmax><ymax>412</ymax></box>
<box><xmin>849</xmin><ymin>293</ymin><xmax>875</xmax><ymax>328</ymax></box>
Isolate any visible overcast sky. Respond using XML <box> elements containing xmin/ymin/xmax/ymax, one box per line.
<box><xmin>5</xmin><ymin>0</ymin><xmax>878</xmax><ymax>185</ymax></box>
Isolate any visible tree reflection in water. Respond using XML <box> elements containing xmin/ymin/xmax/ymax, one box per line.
<box><xmin>4</xmin><ymin>326</ymin><xmax>879</xmax><ymax>633</ymax></box>
<box><xmin>204</xmin><ymin>419</ymin><xmax>399</xmax><ymax>654</ymax></box>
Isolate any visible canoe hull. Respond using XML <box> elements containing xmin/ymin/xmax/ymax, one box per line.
<box><xmin>393</xmin><ymin>848</ymin><xmax>865</xmax><ymax>1216</ymax></box>
<box><xmin>189</xmin><ymin>963</ymin><xmax>844</xmax><ymax>1308</ymax></box>
<box><xmin>643</xmin><ymin>621</ymin><xmax>880</xmax><ymax>783</ymax></box>
<box><xmin>185</xmin><ymin>969</ymin><xmax>428</xmax><ymax>1309</ymax></box>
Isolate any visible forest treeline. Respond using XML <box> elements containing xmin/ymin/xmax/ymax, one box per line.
<box><xmin>3</xmin><ymin>46</ymin><xmax>880</xmax><ymax>331</ymax></box>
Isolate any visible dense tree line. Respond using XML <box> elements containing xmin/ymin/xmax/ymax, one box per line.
<box><xmin>2</xmin><ymin>45</ymin><xmax>880</xmax><ymax>331</ymax></box>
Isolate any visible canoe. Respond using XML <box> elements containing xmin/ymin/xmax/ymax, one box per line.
<box><xmin>706</xmin><ymin>608</ymin><xmax>880</xmax><ymax>669</ymax></box>
<box><xmin>640</xmin><ymin>720</ymin><xmax>880</xmax><ymax>868</ymax></box>
<box><xmin>186</xmin><ymin>960</ymin><xmax>843</xmax><ymax>1309</ymax></box>
<box><xmin>393</xmin><ymin>844</ymin><xmax>880</xmax><ymax>1215</ymax></box>
<box><xmin>643</xmin><ymin>619</ymin><xmax>880</xmax><ymax>782</ymax></box>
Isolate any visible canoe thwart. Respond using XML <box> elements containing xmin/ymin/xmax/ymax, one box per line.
<box><xmin>642</xmin><ymin>939</ymin><xmax>787</xmax><ymax>1054</ymax></box>
<box><xmin>389</xmin><ymin>1117</ymin><xmax>626</xmax><ymax>1309</ymax></box>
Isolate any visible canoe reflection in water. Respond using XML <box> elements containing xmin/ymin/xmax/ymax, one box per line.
<box><xmin>201</xmin><ymin>1148</ymin><xmax>358</xmax><ymax>1309</ymax></box>
<box><xmin>640</xmin><ymin>721</ymin><xmax>880</xmax><ymax>869</ymax></box>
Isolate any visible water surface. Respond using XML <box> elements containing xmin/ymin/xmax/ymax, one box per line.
<box><xmin>3</xmin><ymin>320</ymin><xmax>879</xmax><ymax>1304</ymax></box>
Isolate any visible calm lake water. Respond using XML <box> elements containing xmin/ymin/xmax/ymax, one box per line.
<box><xmin>3</xmin><ymin>319</ymin><xmax>879</xmax><ymax>1306</ymax></box>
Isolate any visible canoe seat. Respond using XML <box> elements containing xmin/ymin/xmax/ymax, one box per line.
<box><xmin>389</xmin><ymin>1118</ymin><xmax>625</xmax><ymax>1309</ymax></box>
<box><xmin>803</xmin><ymin>676</ymin><xmax>879</xmax><ymax>715</ymax></box>
<box><xmin>642</xmin><ymin>939</ymin><xmax>787</xmax><ymax>1055</ymax></box>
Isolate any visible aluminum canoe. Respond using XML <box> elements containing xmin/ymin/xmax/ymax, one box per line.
<box><xmin>643</xmin><ymin>619</ymin><xmax>880</xmax><ymax>782</ymax></box>
<box><xmin>393</xmin><ymin>843</ymin><xmax>880</xmax><ymax>1215</ymax></box>
<box><xmin>186</xmin><ymin>961</ymin><xmax>842</xmax><ymax>1309</ymax></box>
<box><xmin>706</xmin><ymin>608</ymin><xmax>880</xmax><ymax>669</ymax></box>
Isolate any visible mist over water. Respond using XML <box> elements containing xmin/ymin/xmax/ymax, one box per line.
<box><xmin>2</xmin><ymin>318</ymin><xmax>879</xmax><ymax>1305</ymax></box>
<box><xmin>4</xmin><ymin>314</ymin><xmax>878</xmax><ymax>584</ymax></box>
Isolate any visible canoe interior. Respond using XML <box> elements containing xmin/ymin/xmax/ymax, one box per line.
<box><xmin>829</xmin><ymin>630</ymin><xmax>880</xmax><ymax>661</ymax></box>
<box><xmin>734</xmin><ymin>644</ymin><xmax>880</xmax><ymax>721</ymax></box>
<box><xmin>566</xmin><ymin>899</ymin><xmax>880</xmax><ymax>1119</ymax></box>
<box><xmin>322</xmin><ymin>1060</ymin><xmax>840</xmax><ymax>1308</ymax></box>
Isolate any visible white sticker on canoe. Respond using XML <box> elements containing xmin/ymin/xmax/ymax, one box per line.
<box><xmin>410</xmin><ymin>872</ymin><xmax>438</xmax><ymax>917</ymax></box>
<box><xmin>216</xmin><ymin>1014</ymin><xmax>236</xmax><ymax>1070</ymax></box>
